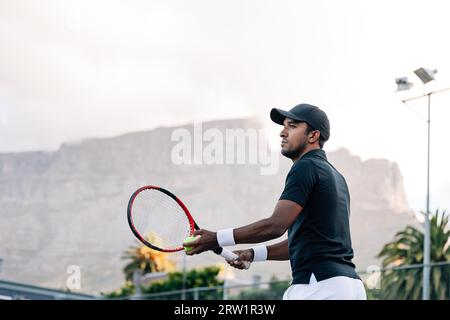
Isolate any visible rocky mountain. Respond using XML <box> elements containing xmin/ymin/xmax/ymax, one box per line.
<box><xmin>0</xmin><ymin>118</ymin><xmax>417</xmax><ymax>294</ymax></box>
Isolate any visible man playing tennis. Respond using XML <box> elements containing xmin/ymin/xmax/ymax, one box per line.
<box><xmin>184</xmin><ymin>103</ymin><xmax>367</xmax><ymax>300</ymax></box>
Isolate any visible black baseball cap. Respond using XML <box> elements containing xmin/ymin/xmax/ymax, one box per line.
<box><xmin>270</xmin><ymin>103</ymin><xmax>331</xmax><ymax>141</ymax></box>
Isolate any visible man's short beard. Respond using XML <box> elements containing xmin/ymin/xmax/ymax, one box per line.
<box><xmin>281</xmin><ymin>140</ymin><xmax>307</xmax><ymax>160</ymax></box>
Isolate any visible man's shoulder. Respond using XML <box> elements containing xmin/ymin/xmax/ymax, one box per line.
<box><xmin>290</xmin><ymin>157</ymin><xmax>317</xmax><ymax>173</ymax></box>
<box><xmin>294</xmin><ymin>155</ymin><xmax>348</xmax><ymax>183</ymax></box>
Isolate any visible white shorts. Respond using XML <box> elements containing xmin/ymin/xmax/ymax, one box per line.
<box><xmin>282</xmin><ymin>273</ymin><xmax>367</xmax><ymax>300</ymax></box>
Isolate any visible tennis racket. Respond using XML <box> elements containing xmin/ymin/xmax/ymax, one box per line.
<box><xmin>127</xmin><ymin>185</ymin><xmax>249</xmax><ymax>267</ymax></box>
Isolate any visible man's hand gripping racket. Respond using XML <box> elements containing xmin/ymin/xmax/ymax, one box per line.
<box><xmin>127</xmin><ymin>185</ymin><xmax>250</xmax><ymax>269</ymax></box>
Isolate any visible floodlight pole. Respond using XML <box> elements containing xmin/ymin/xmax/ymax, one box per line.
<box><xmin>424</xmin><ymin>92</ymin><xmax>431</xmax><ymax>301</ymax></box>
<box><xmin>400</xmin><ymin>80</ymin><xmax>449</xmax><ymax>299</ymax></box>
<box><xmin>401</xmin><ymin>91</ymin><xmax>431</xmax><ymax>300</ymax></box>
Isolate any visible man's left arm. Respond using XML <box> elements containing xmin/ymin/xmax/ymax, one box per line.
<box><xmin>184</xmin><ymin>199</ymin><xmax>302</xmax><ymax>255</ymax></box>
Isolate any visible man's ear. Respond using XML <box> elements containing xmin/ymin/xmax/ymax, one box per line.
<box><xmin>309</xmin><ymin>130</ymin><xmax>321</xmax><ymax>143</ymax></box>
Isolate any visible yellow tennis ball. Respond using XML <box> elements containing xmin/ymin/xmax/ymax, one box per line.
<box><xmin>184</xmin><ymin>235</ymin><xmax>199</xmax><ymax>252</ymax></box>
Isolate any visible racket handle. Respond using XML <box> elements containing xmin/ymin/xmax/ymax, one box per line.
<box><xmin>214</xmin><ymin>247</ymin><xmax>250</xmax><ymax>269</ymax></box>
<box><xmin>217</xmin><ymin>247</ymin><xmax>238</xmax><ymax>260</ymax></box>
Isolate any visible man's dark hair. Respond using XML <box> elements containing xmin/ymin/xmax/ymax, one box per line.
<box><xmin>304</xmin><ymin>123</ymin><xmax>325</xmax><ymax>149</ymax></box>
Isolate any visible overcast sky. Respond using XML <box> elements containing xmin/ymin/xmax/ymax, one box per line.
<box><xmin>1</xmin><ymin>0</ymin><xmax>449</xmax><ymax>214</ymax></box>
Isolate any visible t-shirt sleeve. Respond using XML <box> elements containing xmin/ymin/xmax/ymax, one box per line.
<box><xmin>279</xmin><ymin>160</ymin><xmax>317</xmax><ymax>207</ymax></box>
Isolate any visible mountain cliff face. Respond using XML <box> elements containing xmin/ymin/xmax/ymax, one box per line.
<box><xmin>0</xmin><ymin>118</ymin><xmax>416</xmax><ymax>294</ymax></box>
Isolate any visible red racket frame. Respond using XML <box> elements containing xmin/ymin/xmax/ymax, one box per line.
<box><xmin>127</xmin><ymin>185</ymin><xmax>196</xmax><ymax>252</ymax></box>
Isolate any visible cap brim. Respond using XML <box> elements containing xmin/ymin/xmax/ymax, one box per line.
<box><xmin>270</xmin><ymin>108</ymin><xmax>306</xmax><ymax>125</ymax></box>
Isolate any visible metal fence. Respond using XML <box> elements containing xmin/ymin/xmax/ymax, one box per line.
<box><xmin>116</xmin><ymin>261</ymin><xmax>450</xmax><ymax>300</ymax></box>
<box><xmin>0</xmin><ymin>279</ymin><xmax>97</xmax><ymax>300</ymax></box>
<box><xmin>1</xmin><ymin>262</ymin><xmax>447</xmax><ymax>300</ymax></box>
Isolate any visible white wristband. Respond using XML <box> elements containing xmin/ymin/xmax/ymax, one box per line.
<box><xmin>217</xmin><ymin>228</ymin><xmax>236</xmax><ymax>247</ymax></box>
<box><xmin>251</xmin><ymin>245</ymin><xmax>268</xmax><ymax>262</ymax></box>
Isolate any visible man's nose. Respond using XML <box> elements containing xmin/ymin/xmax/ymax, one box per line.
<box><xmin>280</xmin><ymin>129</ymin><xmax>287</xmax><ymax>138</ymax></box>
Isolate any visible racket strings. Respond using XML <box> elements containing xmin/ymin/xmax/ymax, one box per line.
<box><xmin>131</xmin><ymin>189</ymin><xmax>192</xmax><ymax>251</ymax></box>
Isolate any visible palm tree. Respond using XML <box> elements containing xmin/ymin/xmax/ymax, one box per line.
<box><xmin>377</xmin><ymin>210</ymin><xmax>450</xmax><ymax>299</ymax></box>
<box><xmin>122</xmin><ymin>233</ymin><xmax>176</xmax><ymax>282</ymax></box>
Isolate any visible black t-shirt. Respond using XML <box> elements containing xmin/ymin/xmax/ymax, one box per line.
<box><xmin>280</xmin><ymin>149</ymin><xmax>360</xmax><ymax>284</ymax></box>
